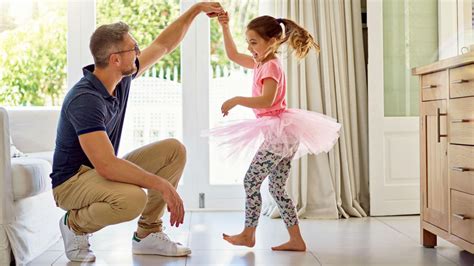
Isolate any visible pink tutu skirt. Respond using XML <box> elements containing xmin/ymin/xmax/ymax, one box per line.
<box><xmin>206</xmin><ymin>108</ymin><xmax>341</xmax><ymax>160</ymax></box>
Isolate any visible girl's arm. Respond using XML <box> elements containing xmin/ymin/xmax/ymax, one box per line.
<box><xmin>222</xmin><ymin>78</ymin><xmax>278</xmax><ymax>116</ymax></box>
<box><xmin>218</xmin><ymin>12</ymin><xmax>255</xmax><ymax>69</ymax></box>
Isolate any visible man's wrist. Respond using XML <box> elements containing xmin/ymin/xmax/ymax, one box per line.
<box><xmin>193</xmin><ymin>2</ymin><xmax>203</xmax><ymax>13</ymax></box>
<box><xmin>150</xmin><ymin>174</ymin><xmax>166</xmax><ymax>192</ymax></box>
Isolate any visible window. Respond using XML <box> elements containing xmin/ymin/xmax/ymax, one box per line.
<box><xmin>383</xmin><ymin>0</ymin><xmax>438</xmax><ymax>116</ymax></box>
<box><xmin>208</xmin><ymin>0</ymin><xmax>259</xmax><ymax>185</ymax></box>
<box><xmin>0</xmin><ymin>0</ymin><xmax>67</xmax><ymax>106</ymax></box>
<box><xmin>96</xmin><ymin>0</ymin><xmax>183</xmax><ymax>156</ymax></box>
<box><xmin>458</xmin><ymin>0</ymin><xmax>474</xmax><ymax>51</ymax></box>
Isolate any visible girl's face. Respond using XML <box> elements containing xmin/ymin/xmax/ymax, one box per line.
<box><xmin>245</xmin><ymin>29</ymin><xmax>276</xmax><ymax>63</ymax></box>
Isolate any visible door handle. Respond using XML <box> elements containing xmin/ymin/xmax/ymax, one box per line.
<box><xmin>437</xmin><ymin>108</ymin><xmax>447</xmax><ymax>143</ymax></box>
<box><xmin>451</xmin><ymin>79</ymin><xmax>469</xmax><ymax>84</ymax></box>
<box><xmin>451</xmin><ymin>119</ymin><xmax>474</xmax><ymax>123</ymax></box>
<box><xmin>452</xmin><ymin>213</ymin><xmax>470</xmax><ymax>220</ymax></box>
<box><xmin>451</xmin><ymin>166</ymin><xmax>473</xmax><ymax>172</ymax></box>
<box><xmin>422</xmin><ymin>84</ymin><xmax>437</xmax><ymax>89</ymax></box>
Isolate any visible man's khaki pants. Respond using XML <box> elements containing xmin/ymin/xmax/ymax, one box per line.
<box><xmin>53</xmin><ymin>138</ymin><xmax>186</xmax><ymax>236</ymax></box>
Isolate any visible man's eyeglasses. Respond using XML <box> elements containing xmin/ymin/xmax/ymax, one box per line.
<box><xmin>111</xmin><ymin>43</ymin><xmax>141</xmax><ymax>56</ymax></box>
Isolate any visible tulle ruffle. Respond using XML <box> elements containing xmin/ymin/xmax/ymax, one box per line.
<box><xmin>205</xmin><ymin>108</ymin><xmax>341</xmax><ymax>159</ymax></box>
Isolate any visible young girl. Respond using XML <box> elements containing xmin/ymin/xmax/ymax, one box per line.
<box><xmin>209</xmin><ymin>13</ymin><xmax>341</xmax><ymax>251</ymax></box>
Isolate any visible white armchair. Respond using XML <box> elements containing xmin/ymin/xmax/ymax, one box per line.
<box><xmin>0</xmin><ymin>107</ymin><xmax>64</xmax><ymax>265</ymax></box>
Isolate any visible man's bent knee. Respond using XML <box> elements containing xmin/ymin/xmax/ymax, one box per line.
<box><xmin>164</xmin><ymin>138</ymin><xmax>186</xmax><ymax>160</ymax></box>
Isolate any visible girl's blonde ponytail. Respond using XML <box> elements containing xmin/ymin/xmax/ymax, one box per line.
<box><xmin>278</xmin><ymin>18</ymin><xmax>320</xmax><ymax>59</ymax></box>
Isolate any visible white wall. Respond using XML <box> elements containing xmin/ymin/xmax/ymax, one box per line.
<box><xmin>67</xmin><ymin>0</ymin><xmax>95</xmax><ymax>90</ymax></box>
<box><xmin>438</xmin><ymin>0</ymin><xmax>474</xmax><ymax>59</ymax></box>
<box><xmin>438</xmin><ymin>0</ymin><xmax>458</xmax><ymax>59</ymax></box>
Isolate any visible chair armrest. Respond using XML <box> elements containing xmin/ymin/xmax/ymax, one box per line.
<box><xmin>0</xmin><ymin>107</ymin><xmax>14</xmax><ymax>224</ymax></box>
<box><xmin>7</xmin><ymin>107</ymin><xmax>60</xmax><ymax>153</ymax></box>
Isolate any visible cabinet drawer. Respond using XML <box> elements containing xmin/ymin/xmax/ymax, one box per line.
<box><xmin>422</xmin><ymin>70</ymin><xmax>448</xmax><ymax>101</ymax></box>
<box><xmin>449</xmin><ymin>97</ymin><xmax>474</xmax><ymax>145</ymax></box>
<box><xmin>450</xmin><ymin>64</ymin><xmax>474</xmax><ymax>98</ymax></box>
<box><xmin>449</xmin><ymin>145</ymin><xmax>474</xmax><ymax>195</ymax></box>
<box><xmin>451</xmin><ymin>190</ymin><xmax>474</xmax><ymax>243</ymax></box>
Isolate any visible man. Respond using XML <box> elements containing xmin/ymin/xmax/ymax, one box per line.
<box><xmin>50</xmin><ymin>2</ymin><xmax>223</xmax><ymax>262</ymax></box>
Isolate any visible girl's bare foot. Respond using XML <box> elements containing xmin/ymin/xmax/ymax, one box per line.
<box><xmin>272</xmin><ymin>224</ymin><xmax>306</xmax><ymax>251</ymax></box>
<box><xmin>222</xmin><ymin>229</ymin><xmax>256</xmax><ymax>247</ymax></box>
<box><xmin>271</xmin><ymin>238</ymin><xmax>306</xmax><ymax>251</ymax></box>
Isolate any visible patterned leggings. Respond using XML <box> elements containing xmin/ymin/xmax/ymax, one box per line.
<box><xmin>244</xmin><ymin>143</ymin><xmax>298</xmax><ymax>228</ymax></box>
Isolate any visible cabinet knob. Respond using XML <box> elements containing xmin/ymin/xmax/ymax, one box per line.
<box><xmin>451</xmin><ymin>119</ymin><xmax>474</xmax><ymax>123</ymax></box>
<box><xmin>452</xmin><ymin>213</ymin><xmax>470</xmax><ymax>220</ymax></box>
<box><xmin>451</xmin><ymin>166</ymin><xmax>473</xmax><ymax>172</ymax></box>
<box><xmin>422</xmin><ymin>84</ymin><xmax>437</xmax><ymax>89</ymax></box>
<box><xmin>451</xmin><ymin>79</ymin><xmax>469</xmax><ymax>84</ymax></box>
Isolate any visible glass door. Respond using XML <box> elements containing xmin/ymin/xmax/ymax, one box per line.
<box><xmin>182</xmin><ymin>0</ymin><xmax>259</xmax><ymax>209</ymax></box>
<box><xmin>96</xmin><ymin>0</ymin><xmax>183</xmax><ymax>156</ymax></box>
<box><xmin>204</xmin><ymin>0</ymin><xmax>259</xmax><ymax>209</ymax></box>
<box><xmin>369</xmin><ymin>0</ymin><xmax>438</xmax><ymax>215</ymax></box>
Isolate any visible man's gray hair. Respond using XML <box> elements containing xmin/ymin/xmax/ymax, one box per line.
<box><xmin>90</xmin><ymin>21</ymin><xmax>130</xmax><ymax>68</ymax></box>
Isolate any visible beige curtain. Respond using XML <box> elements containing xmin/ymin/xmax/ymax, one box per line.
<box><xmin>262</xmin><ymin>0</ymin><xmax>369</xmax><ymax>219</ymax></box>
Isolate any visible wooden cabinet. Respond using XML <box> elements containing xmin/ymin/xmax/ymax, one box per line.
<box><xmin>451</xmin><ymin>190</ymin><xmax>474</xmax><ymax>243</ymax></box>
<box><xmin>413</xmin><ymin>52</ymin><xmax>474</xmax><ymax>254</ymax></box>
<box><xmin>421</xmin><ymin>70</ymin><xmax>448</xmax><ymax>101</ymax></box>
<box><xmin>450</xmin><ymin>64</ymin><xmax>474</xmax><ymax>98</ymax></box>
<box><xmin>449</xmin><ymin>145</ymin><xmax>474</xmax><ymax>195</ymax></box>
<box><xmin>420</xmin><ymin>100</ymin><xmax>449</xmax><ymax>231</ymax></box>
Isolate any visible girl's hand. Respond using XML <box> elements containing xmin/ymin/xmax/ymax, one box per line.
<box><xmin>217</xmin><ymin>11</ymin><xmax>229</xmax><ymax>27</ymax></box>
<box><xmin>221</xmin><ymin>97</ymin><xmax>239</xmax><ymax>117</ymax></box>
<box><xmin>198</xmin><ymin>2</ymin><xmax>224</xmax><ymax>17</ymax></box>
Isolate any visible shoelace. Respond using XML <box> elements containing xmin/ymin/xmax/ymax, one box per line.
<box><xmin>151</xmin><ymin>233</ymin><xmax>183</xmax><ymax>246</ymax></box>
<box><xmin>74</xmin><ymin>234</ymin><xmax>92</xmax><ymax>251</ymax></box>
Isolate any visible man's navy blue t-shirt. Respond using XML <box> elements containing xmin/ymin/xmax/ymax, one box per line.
<box><xmin>50</xmin><ymin>61</ymin><xmax>139</xmax><ymax>188</ymax></box>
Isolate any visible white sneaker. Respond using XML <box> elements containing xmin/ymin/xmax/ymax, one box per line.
<box><xmin>59</xmin><ymin>213</ymin><xmax>96</xmax><ymax>262</ymax></box>
<box><xmin>132</xmin><ymin>232</ymin><xmax>191</xmax><ymax>257</ymax></box>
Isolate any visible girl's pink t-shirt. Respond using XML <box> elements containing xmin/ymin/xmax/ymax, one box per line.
<box><xmin>252</xmin><ymin>58</ymin><xmax>287</xmax><ymax>117</ymax></box>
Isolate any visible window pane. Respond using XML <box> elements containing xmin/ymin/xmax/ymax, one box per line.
<box><xmin>96</xmin><ymin>0</ymin><xmax>182</xmax><ymax>156</ymax></box>
<box><xmin>459</xmin><ymin>0</ymin><xmax>474</xmax><ymax>50</ymax></box>
<box><xmin>209</xmin><ymin>0</ymin><xmax>259</xmax><ymax>185</ymax></box>
<box><xmin>383</xmin><ymin>0</ymin><xmax>438</xmax><ymax>116</ymax></box>
<box><xmin>0</xmin><ymin>0</ymin><xmax>67</xmax><ymax>106</ymax></box>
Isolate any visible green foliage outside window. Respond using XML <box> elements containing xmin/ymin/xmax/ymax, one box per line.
<box><xmin>96</xmin><ymin>0</ymin><xmax>182</xmax><ymax>81</ymax></box>
<box><xmin>0</xmin><ymin>1</ymin><xmax>67</xmax><ymax>106</ymax></box>
<box><xmin>0</xmin><ymin>0</ymin><xmax>258</xmax><ymax>106</ymax></box>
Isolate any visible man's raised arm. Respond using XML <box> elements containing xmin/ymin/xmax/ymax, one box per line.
<box><xmin>136</xmin><ymin>2</ymin><xmax>223</xmax><ymax>77</ymax></box>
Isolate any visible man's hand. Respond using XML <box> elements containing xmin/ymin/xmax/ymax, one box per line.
<box><xmin>158</xmin><ymin>180</ymin><xmax>185</xmax><ymax>227</ymax></box>
<box><xmin>197</xmin><ymin>2</ymin><xmax>224</xmax><ymax>17</ymax></box>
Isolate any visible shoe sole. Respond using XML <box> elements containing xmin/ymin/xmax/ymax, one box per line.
<box><xmin>67</xmin><ymin>257</ymin><xmax>96</xmax><ymax>262</ymax></box>
<box><xmin>132</xmin><ymin>248</ymin><xmax>191</xmax><ymax>257</ymax></box>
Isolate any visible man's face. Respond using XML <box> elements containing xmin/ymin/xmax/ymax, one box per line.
<box><xmin>116</xmin><ymin>33</ymin><xmax>140</xmax><ymax>76</ymax></box>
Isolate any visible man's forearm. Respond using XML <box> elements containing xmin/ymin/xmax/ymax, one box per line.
<box><xmin>99</xmin><ymin>157</ymin><xmax>166</xmax><ymax>191</ymax></box>
<box><xmin>152</xmin><ymin>4</ymin><xmax>202</xmax><ymax>55</ymax></box>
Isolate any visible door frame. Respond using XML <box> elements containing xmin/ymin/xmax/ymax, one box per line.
<box><xmin>367</xmin><ymin>0</ymin><xmax>420</xmax><ymax>216</ymax></box>
<box><xmin>176</xmin><ymin>0</ymin><xmax>247</xmax><ymax>210</ymax></box>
